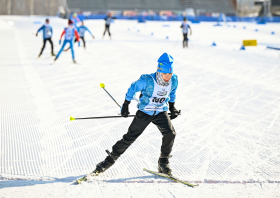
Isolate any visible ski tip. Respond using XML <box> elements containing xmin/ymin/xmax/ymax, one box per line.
<box><xmin>70</xmin><ymin>116</ymin><xmax>75</xmax><ymax>121</ymax></box>
<box><xmin>100</xmin><ymin>83</ymin><xmax>105</xmax><ymax>88</ymax></box>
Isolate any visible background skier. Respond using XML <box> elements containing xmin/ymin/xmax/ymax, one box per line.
<box><xmin>103</xmin><ymin>12</ymin><xmax>116</xmax><ymax>39</ymax></box>
<box><xmin>70</xmin><ymin>12</ymin><xmax>81</xmax><ymax>28</ymax></box>
<box><xmin>180</xmin><ymin>18</ymin><xmax>192</xmax><ymax>48</ymax></box>
<box><xmin>36</xmin><ymin>18</ymin><xmax>55</xmax><ymax>57</ymax></box>
<box><xmin>65</xmin><ymin>21</ymin><xmax>94</xmax><ymax>51</ymax></box>
<box><xmin>54</xmin><ymin>19</ymin><xmax>80</xmax><ymax>63</ymax></box>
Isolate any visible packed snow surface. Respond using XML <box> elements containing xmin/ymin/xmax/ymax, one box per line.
<box><xmin>1</xmin><ymin>16</ymin><xmax>280</xmax><ymax>197</ymax></box>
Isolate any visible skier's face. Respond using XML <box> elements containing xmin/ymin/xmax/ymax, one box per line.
<box><xmin>161</xmin><ymin>73</ymin><xmax>172</xmax><ymax>82</ymax></box>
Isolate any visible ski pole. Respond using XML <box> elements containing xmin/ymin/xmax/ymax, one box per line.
<box><xmin>100</xmin><ymin>83</ymin><xmax>121</xmax><ymax>108</ymax></box>
<box><xmin>70</xmin><ymin>115</ymin><xmax>135</xmax><ymax>121</ymax></box>
<box><xmin>70</xmin><ymin>111</ymin><xmax>181</xmax><ymax>121</ymax></box>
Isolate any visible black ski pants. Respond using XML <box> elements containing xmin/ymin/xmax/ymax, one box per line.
<box><xmin>78</xmin><ymin>37</ymin><xmax>86</xmax><ymax>48</ymax></box>
<box><xmin>65</xmin><ymin>37</ymin><xmax>86</xmax><ymax>51</ymax></box>
<box><xmin>112</xmin><ymin>110</ymin><xmax>176</xmax><ymax>159</ymax></box>
<box><xmin>103</xmin><ymin>24</ymin><xmax>111</xmax><ymax>36</ymax></box>
<box><xmin>183</xmin><ymin>33</ymin><xmax>188</xmax><ymax>48</ymax></box>
<box><xmin>39</xmin><ymin>37</ymin><xmax>54</xmax><ymax>55</ymax></box>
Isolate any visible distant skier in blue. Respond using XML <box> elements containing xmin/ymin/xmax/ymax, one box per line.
<box><xmin>180</xmin><ymin>17</ymin><xmax>192</xmax><ymax>48</ymax></box>
<box><xmin>91</xmin><ymin>53</ymin><xmax>180</xmax><ymax>176</ymax></box>
<box><xmin>103</xmin><ymin>12</ymin><xmax>116</xmax><ymax>39</ymax></box>
<box><xmin>54</xmin><ymin>19</ymin><xmax>80</xmax><ymax>63</ymax></box>
<box><xmin>65</xmin><ymin>21</ymin><xmax>94</xmax><ymax>51</ymax></box>
<box><xmin>70</xmin><ymin>12</ymin><xmax>81</xmax><ymax>28</ymax></box>
<box><xmin>36</xmin><ymin>18</ymin><xmax>55</xmax><ymax>57</ymax></box>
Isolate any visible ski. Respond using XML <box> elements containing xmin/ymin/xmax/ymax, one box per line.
<box><xmin>76</xmin><ymin>176</ymin><xmax>87</xmax><ymax>184</ymax></box>
<box><xmin>75</xmin><ymin>171</ymin><xmax>99</xmax><ymax>184</ymax></box>
<box><xmin>143</xmin><ymin>168</ymin><xmax>198</xmax><ymax>187</ymax></box>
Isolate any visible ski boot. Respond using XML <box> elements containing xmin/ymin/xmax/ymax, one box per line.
<box><xmin>158</xmin><ymin>156</ymin><xmax>172</xmax><ymax>175</ymax></box>
<box><xmin>91</xmin><ymin>150</ymin><xmax>118</xmax><ymax>176</ymax></box>
<box><xmin>51</xmin><ymin>53</ymin><xmax>56</xmax><ymax>56</ymax></box>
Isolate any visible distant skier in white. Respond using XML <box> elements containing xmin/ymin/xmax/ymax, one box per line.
<box><xmin>92</xmin><ymin>53</ymin><xmax>180</xmax><ymax>176</ymax></box>
<box><xmin>180</xmin><ymin>17</ymin><xmax>192</xmax><ymax>48</ymax></box>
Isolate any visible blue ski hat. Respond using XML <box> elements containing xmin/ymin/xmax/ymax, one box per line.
<box><xmin>157</xmin><ymin>53</ymin><xmax>174</xmax><ymax>73</ymax></box>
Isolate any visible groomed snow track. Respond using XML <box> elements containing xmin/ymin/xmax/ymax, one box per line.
<box><xmin>1</xmin><ymin>16</ymin><xmax>280</xmax><ymax>197</ymax></box>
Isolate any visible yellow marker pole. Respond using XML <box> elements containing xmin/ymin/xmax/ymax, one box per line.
<box><xmin>100</xmin><ymin>83</ymin><xmax>122</xmax><ymax>108</ymax></box>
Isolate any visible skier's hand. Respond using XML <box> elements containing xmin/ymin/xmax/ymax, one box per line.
<box><xmin>59</xmin><ymin>40</ymin><xmax>61</xmax><ymax>45</ymax></box>
<box><xmin>78</xmin><ymin>42</ymin><xmax>80</xmax><ymax>47</ymax></box>
<box><xmin>169</xmin><ymin>102</ymin><xmax>180</xmax><ymax>120</ymax></box>
<box><xmin>36</xmin><ymin>33</ymin><xmax>38</xmax><ymax>36</ymax></box>
<box><xmin>121</xmin><ymin>100</ymin><xmax>130</xmax><ymax>118</ymax></box>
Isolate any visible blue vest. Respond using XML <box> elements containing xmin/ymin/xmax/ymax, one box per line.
<box><xmin>138</xmin><ymin>74</ymin><xmax>178</xmax><ymax>113</ymax></box>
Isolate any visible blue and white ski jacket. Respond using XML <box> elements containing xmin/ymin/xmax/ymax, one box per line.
<box><xmin>104</xmin><ymin>17</ymin><xmax>114</xmax><ymax>25</ymax></box>
<box><xmin>181</xmin><ymin>23</ymin><xmax>190</xmax><ymax>34</ymax></box>
<box><xmin>78</xmin><ymin>26</ymin><xmax>93</xmax><ymax>37</ymax></box>
<box><xmin>37</xmin><ymin>24</ymin><xmax>53</xmax><ymax>39</ymax></box>
<box><xmin>125</xmin><ymin>72</ymin><xmax>178</xmax><ymax>116</ymax></box>
<box><xmin>70</xmin><ymin>16</ymin><xmax>81</xmax><ymax>28</ymax></box>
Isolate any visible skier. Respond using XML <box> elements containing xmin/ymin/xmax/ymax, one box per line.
<box><xmin>92</xmin><ymin>53</ymin><xmax>179</xmax><ymax>176</ymax></box>
<box><xmin>180</xmin><ymin>17</ymin><xmax>192</xmax><ymax>48</ymax></box>
<box><xmin>65</xmin><ymin>21</ymin><xmax>94</xmax><ymax>51</ymax></box>
<box><xmin>103</xmin><ymin>12</ymin><xmax>116</xmax><ymax>39</ymax></box>
<box><xmin>70</xmin><ymin>12</ymin><xmax>81</xmax><ymax>28</ymax></box>
<box><xmin>54</xmin><ymin>19</ymin><xmax>80</xmax><ymax>63</ymax></box>
<box><xmin>36</xmin><ymin>18</ymin><xmax>55</xmax><ymax>57</ymax></box>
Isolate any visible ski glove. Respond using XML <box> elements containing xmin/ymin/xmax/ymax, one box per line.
<box><xmin>121</xmin><ymin>100</ymin><xmax>130</xmax><ymax>117</ymax></box>
<box><xmin>169</xmin><ymin>102</ymin><xmax>179</xmax><ymax>120</ymax></box>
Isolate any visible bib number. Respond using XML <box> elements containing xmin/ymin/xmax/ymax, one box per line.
<box><xmin>152</xmin><ymin>97</ymin><xmax>166</xmax><ymax>103</ymax></box>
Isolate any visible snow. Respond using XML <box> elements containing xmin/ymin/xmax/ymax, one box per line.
<box><xmin>1</xmin><ymin>16</ymin><xmax>280</xmax><ymax>197</ymax></box>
